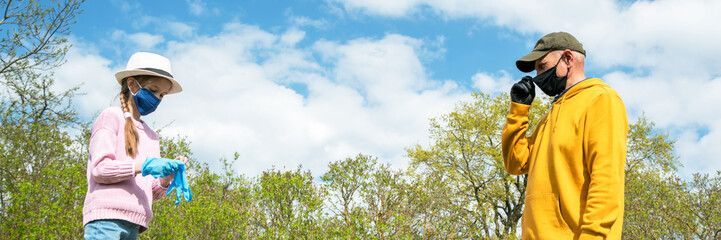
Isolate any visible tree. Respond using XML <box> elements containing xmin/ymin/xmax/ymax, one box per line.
<box><xmin>402</xmin><ymin>167</ymin><xmax>467</xmax><ymax>239</ymax></box>
<box><xmin>145</xmin><ymin>145</ymin><xmax>262</xmax><ymax>239</ymax></box>
<box><xmin>622</xmin><ymin>115</ymin><xmax>690</xmax><ymax>238</ymax></box>
<box><xmin>256</xmin><ymin>166</ymin><xmax>325</xmax><ymax>239</ymax></box>
<box><xmin>360</xmin><ymin>160</ymin><xmax>413</xmax><ymax>239</ymax></box>
<box><xmin>321</xmin><ymin>154</ymin><xmax>375</xmax><ymax>238</ymax></box>
<box><xmin>0</xmin><ymin>0</ymin><xmax>82</xmax><ymax>75</ymax></box>
<box><xmin>686</xmin><ymin>171</ymin><xmax>721</xmax><ymax>239</ymax></box>
<box><xmin>322</xmin><ymin>154</ymin><xmax>421</xmax><ymax>239</ymax></box>
<box><xmin>624</xmin><ymin>115</ymin><xmax>679</xmax><ymax>175</ymax></box>
<box><xmin>623</xmin><ymin>169</ymin><xmax>691</xmax><ymax>239</ymax></box>
<box><xmin>0</xmin><ymin>0</ymin><xmax>85</xmax><ymax>238</ymax></box>
<box><xmin>406</xmin><ymin>92</ymin><xmax>550</xmax><ymax>239</ymax></box>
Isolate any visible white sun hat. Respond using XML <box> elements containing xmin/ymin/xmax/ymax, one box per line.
<box><xmin>115</xmin><ymin>52</ymin><xmax>183</xmax><ymax>94</ymax></box>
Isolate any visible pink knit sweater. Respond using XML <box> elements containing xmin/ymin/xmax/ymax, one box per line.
<box><xmin>83</xmin><ymin>106</ymin><xmax>167</xmax><ymax>233</ymax></box>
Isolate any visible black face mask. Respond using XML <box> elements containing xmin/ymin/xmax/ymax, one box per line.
<box><xmin>530</xmin><ymin>56</ymin><xmax>568</xmax><ymax>96</ymax></box>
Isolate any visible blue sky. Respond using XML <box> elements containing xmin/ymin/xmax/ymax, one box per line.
<box><xmin>73</xmin><ymin>0</ymin><xmax>532</xmax><ymax>88</ymax></box>
<box><xmin>57</xmin><ymin>0</ymin><xmax>721</xmax><ymax>178</ymax></box>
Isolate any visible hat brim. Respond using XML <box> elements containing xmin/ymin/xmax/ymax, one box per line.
<box><xmin>115</xmin><ymin>69</ymin><xmax>183</xmax><ymax>94</ymax></box>
<box><xmin>515</xmin><ymin>50</ymin><xmax>549</xmax><ymax>73</ymax></box>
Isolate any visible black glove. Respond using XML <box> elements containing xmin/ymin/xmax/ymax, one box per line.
<box><xmin>510</xmin><ymin>76</ymin><xmax>535</xmax><ymax>105</ymax></box>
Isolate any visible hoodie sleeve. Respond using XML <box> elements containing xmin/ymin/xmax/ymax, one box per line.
<box><xmin>579</xmin><ymin>91</ymin><xmax>628</xmax><ymax>239</ymax></box>
<box><xmin>502</xmin><ymin>102</ymin><xmax>540</xmax><ymax>175</ymax></box>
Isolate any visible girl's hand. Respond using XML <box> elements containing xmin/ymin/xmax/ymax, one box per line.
<box><xmin>175</xmin><ymin>155</ymin><xmax>189</xmax><ymax>165</ymax></box>
<box><xmin>159</xmin><ymin>155</ymin><xmax>188</xmax><ymax>187</ymax></box>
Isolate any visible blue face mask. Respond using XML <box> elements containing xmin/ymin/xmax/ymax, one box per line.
<box><xmin>131</xmin><ymin>81</ymin><xmax>161</xmax><ymax>116</ymax></box>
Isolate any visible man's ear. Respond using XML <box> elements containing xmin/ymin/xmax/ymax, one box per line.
<box><xmin>563</xmin><ymin>50</ymin><xmax>573</xmax><ymax>65</ymax></box>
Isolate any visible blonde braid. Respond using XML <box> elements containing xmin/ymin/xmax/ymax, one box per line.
<box><xmin>120</xmin><ymin>79</ymin><xmax>139</xmax><ymax>157</ymax></box>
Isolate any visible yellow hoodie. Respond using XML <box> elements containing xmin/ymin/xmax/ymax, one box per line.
<box><xmin>502</xmin><ymin>78</ymin><xmax>628</xmax><ymax>240</ymax></box>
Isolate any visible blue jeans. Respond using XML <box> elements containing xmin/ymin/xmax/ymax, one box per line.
<box><xmin>84</xmin><ymin>219</ymin><xmax>140</xmax><ymax>240</ymax></box>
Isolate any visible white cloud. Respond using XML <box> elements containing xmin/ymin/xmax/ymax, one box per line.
<box><xmin>289</xmin><ymin>15</ymin><xmax>330</xmax><ymax>29</ymax></box>
<box><xmin>329</xmin><ymin>0</ymin><xmax>721</xmax><ymax>174</ymax></box>
<box><xmin>104</xmin><ymin>2</ymin><xmax>199</xmax><ymax>39</ymax></box>
<box><xmin>110</xmin><ymin>30</ymin><xmax>165</xmax><ymax>50</ymax></box>
<box><xmin>61</xmin><ymin>0</ymin><xmax>721</xmax><ymax>178</ymax></box>
<box><xmin>315</xmin><ymin>34</ymin><xmax>429</xmax><ymax>98</ymax></box>
<box><xmin>186</xmin><ymin>0</ymin><xmax>206</xmax><ymax>16</ymax></box>
<box><xmin>52</xmin><ymin>40</ymin><xmax>120</xmax><ymax>117</ymax></box>
<box><xmin>332</xmin><ymin>0</ymin><xmax>423</xmax><ymax>17</ymax></box>
<box><xmin>110</xmin><ymin>0</ymin><xmax>138</xmax><ymax>13</ymax></box>
<box><xmin>330</xmin><ymin>0</ymin><xmax>721</xmax><ymax>71</ymax></box>
<box><xmin>677</xmin><ymin>122</ymin><xmax>721</xmax><ymax>177</ymax></box>
<box><xmin>280</xmin><ymin>28</ymin><xmax>306</xmax><ymax>46</ymax></box>
<box><xmin>471</xmin><ymin>70</ymin><xmax>515</xmax><ymax>95</ymax></box>
<box><xmin>185</xmin><ymin>0</ymin><xmax>220</xmax><ymax>16</ymax></box>
<box><xmin>66</xmin><ymin>22</ymin><xmax>468</xmax><ymax>177</ymax></box>
<box><xmin>609</xmin><ymin>72</ymin><xmax>721</xmax><ymax>176</ymax></box>
<box><xmin>134</xmin><ymin>16</ymin><xmax>197</xmax><ymax>39</ymax></box>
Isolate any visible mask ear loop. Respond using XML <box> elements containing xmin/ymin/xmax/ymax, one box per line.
<box><xmin>561</xmin><ymin>53</ymin><xmax>571</xmax><ymax>78</ymax></box>
<box><xmin>549</xmin><ymin>55</ymin><xmax>564</xmax><ymax>77</ymax></box>
<box><xmin>129</xmin><ymin>77</ymin><xmax>142</xmax><ymax>96</ymax></box>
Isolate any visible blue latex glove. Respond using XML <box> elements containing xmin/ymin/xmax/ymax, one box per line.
<box><xmin>166</xmin><ymin>164</ymin><xmax>192</xmax><ymax>205</ymax></box>
<box><xmin>141</xmin><ymin>157</ymin><xmax>184</xmax><ymax>178</ymax></box>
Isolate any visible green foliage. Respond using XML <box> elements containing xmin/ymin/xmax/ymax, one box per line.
<box><xmin>360</xmin><ymin>162</ymin><xmax>412</xmax><ymax>239</ymax></box>
<box><xmin>622</xmin><ymin>114</ymin><xmax>693</xmax><ymax>238</ymax></box>
<box><xmin>623</xmin><ymin>170</ymin><xmax>721</xmax><ymax>239</ymax></box>
<box><xmin>148</xmin><ymin>149</ymin><xmax>330</xmax><ymax>239</ymax></box>
<box><xmin>0</xmin><ymin>129</ymin><xmax>87</xmax><ymax>239</ymax></box>
<box><xmin>257</xmin><ymin>166</ymin><xmax>325</xmax><ymax>239</ymax></box>
<box><xmin>625</xmin><ymin>114</ymin><xmax>679</xmax><ymax>175</ymax></box>
<box><xmin>145</xmin><ymin>151</ymin><xmax>260</xmax><ymax>239</ymax></box>
<box><xmin>686</xmin><ymin>172</ymin><xmax>721</xmax><ymax>239</ymax></box>
<box><xmin>0</xmin><ymin>87</ymin><xmax>88</xmax><ymax>238</ymax></box>
<box><xmin>1</xmin><ymin>1</ymin><xmax>718</xmax><ymax>237</ymax></box>
<box><xmin>405</xmin><ymin>92</ymin><xmax>548</xmax><ymax>239</ymax></box>
<box><xmin>3</xmin><ymin>86</ymin><xmax>720</xmax><ymax>239</ymax></box>
<box><xmin>402</xmin><ymin>168</ymin><xmax>466</xmax><ymax>239</ymax></box>
<box><xmin>322</xmin><ymin>154</ymin><xmax>375</xmax><ymax>238</ymax></box>
<box><xmin>0</xmin><ymin>1</ymin><xmax>85</xmax><ymax>238</ymax></box>
<box><xmin>623</xmin><ymin>170</ymin><xmax>690</xmax><ymax>239</ymax></box>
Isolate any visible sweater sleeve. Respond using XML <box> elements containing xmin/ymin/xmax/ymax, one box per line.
<box><xmin>579</xmin><ymin>92</ymin><xmax>628</xmax><ymax>239</ymax></box>
<box><xmin>501</xmin><ymin>102</ymin><xmax>537</xmax><ymax>175</ymax></box>
<box><xmin>151</xmin><ymin>178</ymin><xmax>169</xmax><ymax>201</ymax></box>
<box><xmin>88</xmin><ymin>110</ymin><xmax>135</xmax><ymax>184</ymax></box>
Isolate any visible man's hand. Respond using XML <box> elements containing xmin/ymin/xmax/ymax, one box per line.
<box><xmin>510</xmin><ymin>76</ymin><xmax>535</xmax><ymax>105</ymax></box>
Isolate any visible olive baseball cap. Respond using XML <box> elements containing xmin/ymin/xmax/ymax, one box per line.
<box><xmin>516</xmin><ymin>32</ymin><xmax>586</xmax><ymax>73</ymax></box>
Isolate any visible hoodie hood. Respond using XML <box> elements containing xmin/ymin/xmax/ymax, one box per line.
<box><xmin>550</xmin><ymin>78</ymin><xmax>607</xmax><ymax>132</ymax></box>
<box><xmin>554</xmin><ymin>78</ymin><xmax>604</xmax><ymax>104</ymax></box>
